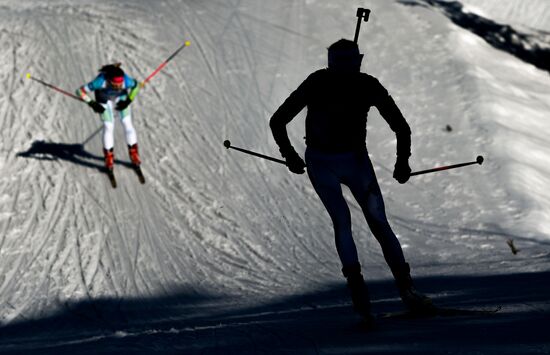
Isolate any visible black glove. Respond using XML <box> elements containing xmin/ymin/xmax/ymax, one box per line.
<box><xmin>284</xmin><ymin>149</ymin><xmax>306</xmax><ymax>174</ymax></box>
<box><xmin>393</xmin><ymin>156</ymin><xmax>411</xmax><ymax>184</ymax></box>
<box><xmin>116</xmin><ymin>98</ymin><xmax>132</xmax><ymax>111</ymax></box>
<box><xmin>88</xmin><ymin>101</ymin><xmax>105</xmax><ymax>114</ymax></box>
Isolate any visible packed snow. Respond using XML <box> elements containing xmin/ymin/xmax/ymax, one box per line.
<box><xmin>0</xmin><ymin>0</ymin><xmax>548</xmax><ymax>353</ymax></box>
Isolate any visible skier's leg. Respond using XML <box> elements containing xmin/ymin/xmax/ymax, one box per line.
<box><xmin>306</xmin><ymin>149</ymin><xmax>371</xmax><ymax>318</ymax></box>
<box><xmin>347</xmin><ymin>154</ymin><xmax>432</xmax><ymax>310</ymax></box>
<box><xmin>119</xmin><ymin>107</ymin><xmax>137</xmax><ymax>146</ymax></box>
<box><xmin>306</xmin><ymin>155</ymin><xmax>358</xmax><ymax>267</ymax></box>
<box><xmin>101</xmin><ymin>102</ymin><xmax>115</xmax><ymax>169</ymax></box>
<box><xmin>345</xmin><ymin>156</ymin><xmax>407</xmax><ymax>272</ymax></box>
<box><xmin>101</xmin><ymin>102</ymin><xmax>115</xmax><ymax>150</ymax></box>
<box><xmin>119</xmin><ymin>107</ymin><xmax>140</xmax><ymax>165</ymax></box>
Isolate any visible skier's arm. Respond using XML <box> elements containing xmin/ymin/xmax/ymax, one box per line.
<box><xmin>373</xmin><ymin>80</ymin><xmax>411</xmax><ymax>183</ymax></box>
<box><xmin>76</xmin><ymin>84</ymin><xmax>94</xmax><ymax>104</ymax></box>
<box><xmin>373</xmin><ymin>85</ymin><xmax>411</xmax><ymax>159</ymax></box>
<box><xmin>76</xmin><ymin>75</ymin><xmax>104</xmax><ymax>103</ymax></box>
<box><xmin>76</xmin><ymin>75</ymin><xmax>106</xmax><ymax>113</ymax></box>
<box><xmin>125</xmin><ymin>75</ymin><xmax>139</xmax><ymax>101</ymax></box>
<box><xmin>269</xmin><ymin>79</ymin><xmax>309</xmax><ymax>157</ymax></box>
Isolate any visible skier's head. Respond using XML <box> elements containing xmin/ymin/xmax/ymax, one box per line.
<box><xmin>100</xmin><ymin>64</ymin><xmax>125</xmax><ymax>89</ymax></box>
<box><xmin>327</xmin><ymin>39</ymin><xmax>363</xmax><ymax>73</ymax></box>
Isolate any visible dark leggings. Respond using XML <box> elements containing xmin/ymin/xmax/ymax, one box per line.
<box><xmin>305</xmin><ymin>148</ymin><xmax>407</xmax><ymax>273</ymax></box>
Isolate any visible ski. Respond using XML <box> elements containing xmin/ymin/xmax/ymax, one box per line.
<box><xmin>377</xmin><ymin>306</ymin><xmax>501</xmax><ymax>320</ymax></box>
<box><xmin>132</xmin><ymin>164</ymin><xmax>146</xmax><ymax>184</ymax></box>
<box><xmin>106</xmin><ymin>168</ymin><xmax>117</xmax><ymax>188</ymax></box>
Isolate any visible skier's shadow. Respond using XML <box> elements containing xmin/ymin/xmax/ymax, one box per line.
<box><xmin>17</xmin><ymin>140</ymin><xmax>133</xmax><ymax>171</ymax></box>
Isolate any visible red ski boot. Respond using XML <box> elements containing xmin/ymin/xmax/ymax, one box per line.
<box><xmin>128</xmin><ymin>143</ymin><xmax>141</xmax><ymax>166</ymax></box>
<box><xmin>103</xmin><ymin>148</ymin><xmax>115</xmax><ymax>171</ymax></box>
<box><xmin>128</xmin><ymin>144</ymin><xmax>145</xmax><ymax>184</ymax></box>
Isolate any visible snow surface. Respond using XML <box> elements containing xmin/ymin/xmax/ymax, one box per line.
<box><xmin>0</xmin><ymin>0</ymin><xmax>549</xmax><ymax>353</ymax></box>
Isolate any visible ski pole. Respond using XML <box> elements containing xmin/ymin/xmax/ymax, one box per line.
<box><xmin>81</xmin><ymin>126</ymin><xmax>103</xmax><ymax>146</ymax></box>
<box><xmin>410</xmin><ymin>156</ymin><xmax>484</xmax><ymax>177</ymax></box>
<box><xmin>129</xmin><ymin>40</ymin><xmax>191</xmax><ymax>101</ymax></box>
<box><xmin>142</xmin><ymin>40</ymin><xmax>191</xmax><ymax>86</ymax></box>
<box><xmin>354</xmin><ymin>8</ymin><xmax>371</xmax><ymax>43</ymax></box>
<box><xmin>223</xmin><ymin>140</ymin><xmax>287</xmax><ymax>165</ymax></box>
<box><xmin>26</xmin><ymin>73</ymin><xmax>85</xmax><ymax>103</ymax></box>
<box><xmin>144</xmin><ymin>41</ymin><xmax>190</xmax><ymax>82</ymax></box>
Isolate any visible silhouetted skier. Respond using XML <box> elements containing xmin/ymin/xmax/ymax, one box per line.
<box><xmin>270</xmin><ymin>39</ymin><xmax>432</xmax><ymax>320</ymax></box>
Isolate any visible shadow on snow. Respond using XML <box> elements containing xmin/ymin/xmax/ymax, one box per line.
<box><xmin>0</xmin><ymin>271</ymin><xmax>548</xmax><ymax>354</ymax></box>
<box><xmin>17</xmin><ymin>140</ymin><xmax>134</xmax><ymax>172</ymax></box>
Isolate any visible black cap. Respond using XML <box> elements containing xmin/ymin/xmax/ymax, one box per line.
<box><xmin>328</xmin><ymin>39</ymin><xmax>363</xmax><ymax>72</ymax></box>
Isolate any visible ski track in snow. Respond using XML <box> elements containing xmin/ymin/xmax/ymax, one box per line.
<box><xmin>0</xmin><ymin>0</ymin><xmax>549</xmax><ymax>352</ymax></box>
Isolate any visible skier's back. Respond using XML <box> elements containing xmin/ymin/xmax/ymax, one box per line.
<box><xmin>273</xmin><ymin>67</ymin><xmax>410</xmax><ymax>155</ymax></box>
<box><xmin>270</xmin><ymin>39</ymin><xmax>432</xmax><ymax>320</ymax></box>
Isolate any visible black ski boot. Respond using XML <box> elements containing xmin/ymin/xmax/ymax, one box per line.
<box><xmin>342</xmin><ymin>263</ymin><xmax>374</xmax><ymax>324</ymax></box>
<box><xmin>393</xmin><ymin>263</ymin><xmax>434</xmax><ymax>313</ymax></box>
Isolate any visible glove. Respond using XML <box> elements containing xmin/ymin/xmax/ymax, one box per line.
<box><xmin>393</xmin><ymin>156</ymin><xmax>411</xmax><ymax>184</ymax></box>
<box><xmin>284</xmin><ymin>149</ymin><xmax>306</xmax><ymax>174</ymax></box>
<box><xmin>116</xmin><ymin>98</ymin><xmax>132</xmax><ymax>111</ymax></box>
<box><xmin>88</xmin><ymin>101</ymin><xmax>105</xmax><ymax>114</ymax></box>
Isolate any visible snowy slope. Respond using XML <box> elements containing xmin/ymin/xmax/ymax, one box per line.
<box><xmin>461</xmin><ymin>0</ymin><xmax>550</xmax><ymax>31</ymax></box>
<box><xmin>0</xmin><ymin>0</ymin><xmax>549</xmax><ymax>352</ymax></box>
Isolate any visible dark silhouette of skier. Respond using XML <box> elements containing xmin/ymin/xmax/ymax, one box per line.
<box><xmin>270</xmin><ymin>39</ymin><xmax>432</xmax><ymax>319</ymax></box>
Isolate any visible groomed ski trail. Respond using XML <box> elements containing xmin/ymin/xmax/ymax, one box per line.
<box><xmin>0</xmin><ymin>0</ymin><xmax>548</xmax><ymax>337</ymax></box>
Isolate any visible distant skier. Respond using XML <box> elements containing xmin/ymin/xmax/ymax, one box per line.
<box><xmin>76</xmin><ymin>64</ymin><xmax>141</xmax><ymax>171</ymax></box>
<box><xmin>269</xmin><ymin>39</ymin><xmax>432</xmax><ymax>319</ymax></box>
